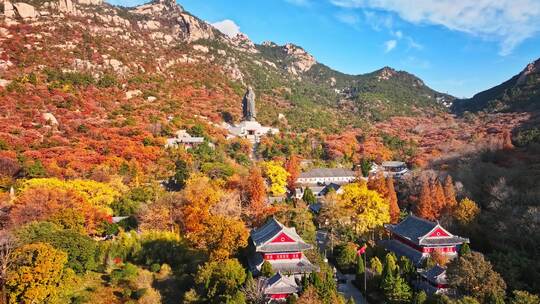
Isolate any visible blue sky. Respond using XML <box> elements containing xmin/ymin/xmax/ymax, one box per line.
<box><xmin>108</xmin><ymin>0</ymin><xmax>540</xmax><ymax>98</ymax></box>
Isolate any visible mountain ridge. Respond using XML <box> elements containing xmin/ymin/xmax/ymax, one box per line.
<box><xmin>452</xmin><ymin>58</ymin><xmax>540</xmax><ymax>114</ymax></box>
<box><xmin>1</xmin><ymin>0</ymin><xmax>453</xmax><ymax>130</ymax></box>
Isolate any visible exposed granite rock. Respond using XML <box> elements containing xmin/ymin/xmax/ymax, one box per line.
<box><xmin>178</xmin><ymin>13</ymin><xmax>214</xmax><ymax>42</ymax></box>
<box><xmin>13</xmin><ymin>2</ymin><xmax>38</xmax><ymax>19</ymax></box>
<box><xmin>3</xmin><ymin>0</ymin><xmax>16</xmax><ymax>19</ymax></box>
<box><xmin>517</xmin><ymin>59</ymin><xmax>540</xmax><ymax>85</ymax></box>
<box><xmin>139</xmin><ymin>20</ymin><xmax>160</xmax><ymax>30</ymax></box>
<box><xmin>0</xmin><ymin>79</ymin><xmax>11</xmax><ymax>87</ymax></box>
<box><xmin>42</xmin><ymin>112</ymin><xmax>59</xmax><ymax>125</ymax></box>
<box><xmin>132</xmin><ymin>0</ymin><xmax>182</xmax><ymax>16</ymax></box>
<box><xmin>229</xmin><ymin>33</ymin><xmax>258</xmax><ymax>53</ymax></box>
<box><xmin>125</xmin><ymin>89</ymin><xmax>142</xmax><ymax>99</ymax></box>
<box><xmin>76</xmin><ymin>0</ymin><xmax>102</xmax><ymax>5</ymax></box>
<box><xmin>57</xmin><ymin>0</ymin><xmax>76</xmax><ymax>14</ymax></box>
<box><xmin>377</xmin><ymin>67</ymin><xmax>397</xmax><ymax>81</ymax></box>
<box><xmin>283</xmin><ymin>43</ymin><xmax>316</xmax><ymax>74</ymax></box>
<box><xmin>193</xmin><ymin>44</ymin><xmax>209</xmax><ymax>53</ymax></box>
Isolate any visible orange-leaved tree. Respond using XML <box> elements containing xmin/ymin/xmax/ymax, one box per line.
<box><xmin>432</xmin><ymin>179</ymin><xmax>446</xmax><ymax>219</ymax></box>
<box><xmin>443</xmin><ymin>175</ymin><xmax>458</xmax><ymax>213</ymax></box>
<box><xmin>11</xmin><ymin>186</ymin><xmax>109</xmax><ymax>234</ymax></box>
<box><xmin>5</xmin><ymin>242</ymin><xmax>67</xmax><ymax>304</ymax></box>
<box><xmin>284</xmin><ymin>154</ymin><xmax>301</xmax><ymax>191</ymax></box>
<box><xmin>246</xmin><ymin>165</ymin><xmax>267</xmax><ymax>224</ymax></box>
<box><xmin>387</xmin><ymin>177</ymin><xmax>400</xmax><ymax>224</ymax></box>
<box><xmin>416</xmin><ymin>177</ymin><xmax>435</xmax><ymax>221</ymax></box>
<box><xmin>180</xmin><ymin>174</ymin><xmax>222</xmax><ymax>236</ymax></box>
<box><xmin>367</xmin><ymin>172</ymin><xmax>388</xmax><ymax>198</ymax></box>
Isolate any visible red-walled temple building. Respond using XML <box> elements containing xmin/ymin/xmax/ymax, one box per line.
<box><xmin>381</xmin><ymin>214</ymin><xmax>469</xmax><ymax>265</ymax></box>
<box><xmin>248</xmin><ymin>218</ymin><xmax>318</xmax><ymax>300</ymax></box>
<box><xmin>249</xmin><ymin>218</ymin><xmax>317</xmax><ymax>275</ymax></box>
<box><xmin>263</xmin><ymin>272</ymin><xmax>300</xmax><ymax>301</ymax></box>
<box><xmin>380</xmin><ymin>214</ymin><xmax>469</xmax><ymax>294</ymax></box>
<box><xmin>417</xmin><ymin>265</ymin><xmax>449</xmax><ymax>295</ymax></box>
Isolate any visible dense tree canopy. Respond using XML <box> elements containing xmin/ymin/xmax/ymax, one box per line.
<box><xmin>5</xmin><ymin>243</ymin><xmax>67</xmax><ymax>304</ymax></box>
<box><xmin>446</xmin><ymin>252</ymin><xmax>506</xmax><ymax>302</ymax></box>
<box><xmin>338</xmin><ymin>182</ymin><xmax>390</xmax><ymax>236</ymax></box>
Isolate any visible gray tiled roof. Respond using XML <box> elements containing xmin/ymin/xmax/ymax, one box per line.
<box><xmin>250</xmin><ymin>218</ymin><xmax>312</xmax><ymax>253</ymax></box>
<box><xmin>264</xmin><ymin>273</ymin><xmax>299</xmax><ymax>295</ymax></box>
<box><xmin>387</xmin><ymin>215</ymin><xmax>468</xmax><ymax>246</ymax></box>
<box><xmin>299</xmin><ymin>168</ymin><xmax>355</xmax><ymax>179</ymax></box>
<box><xmin>387</xmin><ymin>215</ymin><xmax>438</xmax><ymax>244</ymax></box>
<box><xmin>320</xmin><ymin>183</ymin><xmax>341</xmax><ymax>196</ymax></box>
<box><xmin>414</xmin><ymin>280</ymin><xmax>441</xmax><ymax>295</ymax></box>
<box><xmin>382</xmin><ymin>161</ymin><xmax>406</xmax><ymax>168</ymax></box>
<box><xmin>422</xmin><ymin>265</ymin><xmax>447</xmax><ymax>284</ymax></box>
<box><xmin>270</xmin><ymin>257</ymin><xmax>319</xmax><ymax>274</ymax></box>
<box><xmin>379</xmin><ymin>239</ymin><xmax>425</xmax><ymax>266</ymax></box>
<box><xmin>420</xmin><ymin>236</ymin><xmax>468</xmax><ymax>246</ymax></box>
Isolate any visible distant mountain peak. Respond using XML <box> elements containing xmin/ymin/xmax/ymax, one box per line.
<box><xmin>517</xmin><ymin>58</ymin><xmax>540</xmax><ymax>85</ymax></box>
<box><xmin>453</xmin><ymin>57</ymin><xmax>540</xmax><ymax>113</ymax></box>
<box><xmin>377</xmin><ymin>66</ymin><xmax>397</xmax><ymax>81</ymax></box>
<box><xmin>262</xmin><ymin>41</ymin><xmax>277</xmax><ymax>47</ymax></box>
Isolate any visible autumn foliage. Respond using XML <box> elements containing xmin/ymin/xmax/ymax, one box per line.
<box><xmin>368</xmin><ymin>174</ymin><xmax>400</xmax><ymax>224</ymax></box>
<box><xmin>415</xmin><ymin>175</ymin><xmax>460</xmax><ymax>221</ymax></box>
<box><xmin>11</xmin><ymin>186</ymin><xmax>110</xmax><ymax>234</ymax></box>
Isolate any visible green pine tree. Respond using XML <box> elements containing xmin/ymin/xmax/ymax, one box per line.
<box><xmin>245</xmin><ymin>271</ymin><xmax>254</xmax><ymax>288</ymax></box>
<box><xmin>302</xmin><ymin>188</ymin><xmax>317</xmax><ymax>205</ymax></box>
<box><xmin>385</xmin><ymin>275</ymin><xmax>412</xmax><ymax>304</ymax></box>
<box><xmin>383</xmin><ymin>253</ymin><xmax>397</xmax><ymax>276</ymax></box>
<box><xmin>286</xmin><ymin>294</ymin><xmax>298</xmax><ymax>304</ymax></box>
<box><xmin>487</xmin><ymin>291</ymin><xmax>505</xmax><ymax>304</ymax></box>
<box><xmin>356</xmin><ymin>253</ymin><xmax>365</xmax><ymax>276</ymax></box>
<box><xmin>301</xmin><ymin>274</ymin><xmax>309</xmax><ymax>290</ymax></box>
<box><xmin>398</xmin><ymin>256</ymin><xmax>415</xmax><ymax>281</ymax></box>
<box><xmin>260</xmin><ymin>260</ymin><xmax>274</xmax><ymax>277</ymax></box>
<box><xmin>413</xmin><ymin>291</ymin><xmax>427</xmax><ymax>304</ymax></box>
<box><xmin>370</xmin><ymin>257</ymin><xmax>383</xmax><ymax>275</ymax></box>
<box><xmin>459</xmin><ymin>243</ymin><xmax>471</xmax><ymax>256</ymax></box>
<box><xmin>380</xmin><ymin>259</ymin><xmax>395</xmax><ymax>291</ymax></box>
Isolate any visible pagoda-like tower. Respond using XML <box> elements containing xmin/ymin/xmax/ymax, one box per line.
<box><xmin>381</xmin><ymin>214</ymin><xmax>469</xmax><ymax>265</ymax></box>
<box><xmin>248</xmin><ymin>218</ymin><xmax>317</xmax><ymax>276</ymax></box>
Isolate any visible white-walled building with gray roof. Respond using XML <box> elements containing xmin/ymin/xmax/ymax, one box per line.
<box><xmin>296</xmin><ymin>168</ymin><xmax>357</xmax><ymax>185</ymax></box>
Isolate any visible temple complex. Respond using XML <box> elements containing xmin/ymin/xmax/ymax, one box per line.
<box><xmin>380</xmin><ymin>214</ymin><xmax>468</xmax><ymax>266</ymax></box>
<box><xmin>380</xmin><ymin>214</ymin><xmax>468</xmax><ymax>295</ymax></box>
<box><xmin>417</xmin><ymin>265</ymin><xmax>449</xmax><ymax>295</ymax></box>
<box><xmin>248</xmin><ymin>218</ymin><xmax>317</xmax><ymax>276</ymax></box>
<box><xmin>226</xmin><ymin>87</ymin><xmax>279</xmax><ymax>143</ymax></box>
<box><xmin>263</xmin><ymin>272</ymin><xmax>300</xmax><ymax>301</ymax></box>
<box><xmin>164</xmin><ymin>130</ymin><xmax>204</xmax><ymax>149</ymax></box>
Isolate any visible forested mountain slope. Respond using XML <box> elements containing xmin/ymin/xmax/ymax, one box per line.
<box><xmin>453</xmin><ymin>58</ymin><xmax>540</xmax><ymax>114</ymax></box>
<box><xmin>0</xmin><ymin>0</ymin><xmax>452</xmax><ymax>133</ymax></box>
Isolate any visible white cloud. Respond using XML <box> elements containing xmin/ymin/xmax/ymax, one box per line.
<box><xmin>384</xmin><ymin>39</ymin><xmax>397</xmax><ymax>52</ymax></box>
<box><xmin>394</xmin><ymin>30</ymin><xmax>403</xmax><ymax>39</ymax></box>
<box><xmin>329</xmin><ymin>0</ymin><xmax>540</xmax><ymax>55</ymax></box>
<box><xmin>336</xmin><ymin>12</ymin><xmax>360</xmax><ymax>25</ymax></box>
<box><xmin>363</xmin><ymin>10</ymin><xmax>393</xmax><ymax>31</ymax></box>
<box><xmin>211</xmin><ymin>19</ymin><xmax>241</xmax><ymax>38</ymax></box>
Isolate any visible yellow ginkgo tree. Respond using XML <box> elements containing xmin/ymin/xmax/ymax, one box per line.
<box><xmin>338</xmin><ymin>182</ymin><xmax>390</xmax><ymax>235</ymax></box>
<box><xmin>262</xmin><ymin>161</ymin><xmax>289</xmax><ymax>197</ymax></box>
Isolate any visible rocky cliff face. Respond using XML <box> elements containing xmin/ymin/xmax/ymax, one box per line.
<box><xmin>0</xmin><ymin>0</ymin><xmax>452</xmax><ymax>129</ymax></box>
<box><xmin>282</xmin><ymin>43</ymin><xmax>316</xmax><ymax>75</ymax></box>
<box><xmin>1</xmin><ymin>0</ymin><xmax>214</xmax><ymax>43</ymax></box>
<box><xmin>517</xmin><ymin>58</ymin><xmax>540</xmax><ymax>85</ymax></box>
